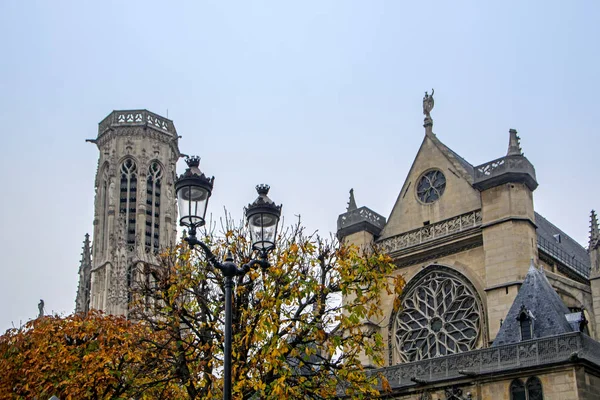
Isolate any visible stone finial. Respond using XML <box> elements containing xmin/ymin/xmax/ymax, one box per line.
<box><xmin>590</xmin><ymin>210</ymin><xmax>599</xmax><ymax>249</ymax></box>
<box><xmin>507</xmin><ymin>129</ymin><xmax>522</xmax><ymax>156</ymax></box>
<box><xmin>423</xmin><ymin>89</ymin><xmax>434</xmax><ymax>133</ymax></box>
<box><xmin>347</xmin><ymin>188</ymin><xmax>358</xmax><ymax>212</ymax></box>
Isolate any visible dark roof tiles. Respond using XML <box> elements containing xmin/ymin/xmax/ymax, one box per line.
<box><xmin>492</xmin><ymin>262</ymin><xmax>575</xmax><ymax>347</ymax></box>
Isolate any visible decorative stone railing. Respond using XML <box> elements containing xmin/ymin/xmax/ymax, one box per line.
<box><xmin>377</xmin><ymin>210</ymin><xmax>482</xmax><ymax>254</ymax></box>
<box><xmin>473</xmin><ymin>155</ymin><xmax>537</xmax><ymax>191</ymax></box>
<box><xmin>98</xmin><ymin>110</ymin><xmax>175</xmax><ymax>136</ymax></box>
<box><xmin>367</xmin><ymin>332</ymin><xmax>600</xmax><ymax>390</ymax></box>
<box><xmin>337</xmin><ymin>206</ymin><xmax>386</xmax><ymax>232</ymax></box>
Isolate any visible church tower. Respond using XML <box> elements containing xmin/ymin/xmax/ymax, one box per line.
<box><xmin>75</xmin><ymin>110</ymin><xmax>181</xmax><ymax>316</ymax></box>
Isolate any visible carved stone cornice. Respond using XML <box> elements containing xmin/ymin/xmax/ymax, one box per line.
<box><xmin>95</xmin><ymin>127</ymin><xmax>180</xmax><ymax>159</ymax></box>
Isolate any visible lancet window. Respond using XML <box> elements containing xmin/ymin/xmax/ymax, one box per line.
<box><xmin>145</xmin><ymin>161</ymin><xmax>162</xmax><ymax>253</ymax></box>
<box><xmin>119</xmin><ymin>159</ymin><xmax>137</xmax><ymax>245</ymax></box>
<box><xmin>518</xmin><ymin>305</ymin><xmax>534</xmax><ymax>341</ymax></box>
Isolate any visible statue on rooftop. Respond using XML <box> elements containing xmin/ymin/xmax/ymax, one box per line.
<box><xmin>38</xmin><ymin>299</ymin><xmax>44</xmax><ymax>318</ymax></box>
<box><xmin>423</xmin><ymin>89</ymin><xmax>435</xmax><ymax>117</ymax></box>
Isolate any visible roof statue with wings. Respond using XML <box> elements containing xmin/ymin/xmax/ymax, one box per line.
<box><xmin>423</xmin><ymin>89</ymin><xmax>435</xmax><ymax>131</ymax></box>
<box><xmin>423</xmin><ymin>89</ymin><xmax>435</xmax><ymax>117</ymax></box>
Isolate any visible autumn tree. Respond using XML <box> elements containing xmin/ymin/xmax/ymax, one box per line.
<box><xmin>130</xmin><ymin>219</ymin><xmax>404</xmax><ymax>399</ymax></box>
<box><xmin>0</xmin><ymin>311</ymin><xmax>185</xmax><ymax>399</ymax></box>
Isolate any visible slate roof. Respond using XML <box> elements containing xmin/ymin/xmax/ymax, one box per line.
<box><xmin>428</xmin><ymin>132</ymin><xmax>475</xmax><ymax>182</ymax></box>
<box><xmin>535</xmin><ymin>212</ymin><xmax>591</xmax><ymax>278</ymax></box>
<box><xmin>492</xmin><ymin>262</ymin><xmax>575</xmax><ymax>347</ymax></box>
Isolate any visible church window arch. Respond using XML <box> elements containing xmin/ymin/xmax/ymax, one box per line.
<box><xmin>526</xmin><ymin>377</ymin><xmax>543</xmax><ymax>400</ymax></box>
<box><xmin>510</xmin><ymin>379</ymin><xmax>526</xmax><ymax>400</ymax></box>
<box><xmin>510</xmin><ymin>377</ymin><xmax>543</xmax><ymax>400</ymax></box>
<box><xmin>145</xmin><ymin>161</ymin><xmax>163</xmax><ymax>253</ymax></box>
<box><xmin>119</xmin><ymin>159</ymin><xmax>137</xmax><ymax>245</ymax></box>
<box><xmin>392</xmin><ymin>266</ymin><xmax>483</xmax><ymax>362</ymax></box>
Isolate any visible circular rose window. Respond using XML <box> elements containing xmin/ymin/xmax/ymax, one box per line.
<box><xmin>394</xmin><ymin>268</ymin><xmax>482</xmax><ymax>362</ymax></box>
<box><xmin>416</xmin><ymin>170</ymin><xmax>446</xmax><ymax>203</ymax></box>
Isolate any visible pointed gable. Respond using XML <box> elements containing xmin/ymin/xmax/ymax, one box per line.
<box><xmin>380</xmin><ymin>132</ymin><xmax>481</xmax><ymax>239</ymax></box>
<box><xmin>492</xmin><ymin>262</ymin><xmax>574</xmax><ymax>347</ymax></box>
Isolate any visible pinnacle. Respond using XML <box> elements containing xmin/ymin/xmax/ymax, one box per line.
<box><xmin>590</xmin><ymin>210</ymin><xmax>599</xmax><ymax>248</ymax></box>
<box><xmin>347</xmin><ymin>188</ymin><xmax>357</xmax><ymax>212</ymax></box>
<box><xmin>507</xmin><ymin>129</ymin><xmax>523</xmax><ymax>156</ymax></box>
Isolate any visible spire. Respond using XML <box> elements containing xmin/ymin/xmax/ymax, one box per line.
<box><xmin>422</xmin><ymin>89</ymin><xmax>435</xmax><ymax>135</ymax></box>
<box><xmin>80</xmin><ymin>233</ymin><xmax>92</xmax><ymax>266</ymax></box>
<box><xmin>507</xmin><ymin>129</ymin><xmax>522</xmax><ymax>156</ymax></box>
<box><xmin>590</xmin><ymin>210</ymin><xmax>599</xmax><ymax>250</ymax></box>
<box><xmin>75</xmin><ymin>233</ymin><xmax>93</xmax><ymax>313</ymax></box>
<box><xmin>347</xmin><ymin>188</ymin><xmax>357</xmax><ymax>212</ymax></box>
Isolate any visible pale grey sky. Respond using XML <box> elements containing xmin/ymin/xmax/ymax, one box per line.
<box><xmin>0</xmin><ymin>1</ymin><xmax>598</xmax><ymax>332</ymax></box>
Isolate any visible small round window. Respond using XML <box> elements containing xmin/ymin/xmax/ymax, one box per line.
<box><xmin>416</xmin><ymin>170</ymin><xmax>446</xmax><ymax>203</ymax></box>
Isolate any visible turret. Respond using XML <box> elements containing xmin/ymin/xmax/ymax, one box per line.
<box><xmin>337</xmin><ymin>189</ymin><xmax>385</xmax><ymax>248</ymax></box>
<box><xmin>337</xmin><ymin>189</ymin><xmax>386</xmax><ymax>368</ymax></box>
<box><xmin>473</xmin><ymin>129</ymin><xmax>539</xmax><ymax>342</ymax></box>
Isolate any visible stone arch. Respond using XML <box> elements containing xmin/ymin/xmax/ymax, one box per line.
<box><xmin>389</xmin><ymin>264</ymin><xmax>486</xmax><ymax>364</ymax></box>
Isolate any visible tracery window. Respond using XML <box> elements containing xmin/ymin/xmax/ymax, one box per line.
<box><xmin>416</xmin><ymin>169</ymin><xmax>446</xmax><ymax>203</ymax></box>
<box><xmin>119</xmin><ymin>159</ymin><xmax>137</xmax><ymax>245</ymax></box>
<box><xmin>146</xmin><ymin>161</ymin><xmax>162</xmax><ymax>253</ymax></box>
<box><xmin>393</xmin><ymin>267</ymin><xmax>482</xmax><ymax>362</ymax></box>
<box><xmin>510</xmin><ymin>377</ymin><xmax>543</xmax><ymax>400</ymax></box>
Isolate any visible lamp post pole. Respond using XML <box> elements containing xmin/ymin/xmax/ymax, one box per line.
<box><xmin>176</xmin><ymin>157</ymin><xmax>281</xmax><ymax>400</ymax></box>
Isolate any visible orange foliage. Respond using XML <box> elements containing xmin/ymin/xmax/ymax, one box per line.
<box><xmin>0</xmin><ymin>311</ymin><xmax>184</xmax><ymax>399</ymax></box>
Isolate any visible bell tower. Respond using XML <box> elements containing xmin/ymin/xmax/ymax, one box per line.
<box><xmin>77</xmin><ymin>110</ymin><xmax>181</xmax><ymax>316</ymax></box>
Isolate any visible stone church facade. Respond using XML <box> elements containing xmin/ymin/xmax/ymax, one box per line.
<box><xmin>75</xmin><ymin>110</ymin><xmax>180</xmax><ymax>316</ymax></box>
<box><xmin>74</xmin><ymin>102</ymin><xmax>600</xmax><ymax>399</ymax></box>
<box><xmin>337</xmin><ymin>92</ymin><xmax>600</xmax><ymax>399</ymax></box>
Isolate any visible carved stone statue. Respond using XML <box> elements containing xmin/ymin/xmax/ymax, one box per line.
<box><xmin>38</xmin><ymin>299</ymin><xmax>44</xmax><ymax>318</ymax></box>
<box><xmin>423</xmin><ymin>89</ymin><xmax>435</xmax><ymax>117</ymax></box>
<box><xmin>109</xmin><ymin>179</ymin><xmax>116</xmax><ymax>205</ymax></box>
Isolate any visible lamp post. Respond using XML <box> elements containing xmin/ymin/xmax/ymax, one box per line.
<box><xmin>175</xmin><ymin>156</ymin><xmax>282</xmax><ymax>400</ymax></box>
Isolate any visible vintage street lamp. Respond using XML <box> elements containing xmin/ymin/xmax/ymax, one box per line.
<box><xmin>175</xmin><ymin>156</ymin><xmax>282</xmax><ymax>400</ymax></box>
<box><xmin>174</xmin><ymin>156</ymin><xmax>214</xmax><ymax>248</ymax></box>
<box><xmin>246</xmin><ymin>184</ymin><xmax>282</xmax><ymax>258</ymax></box>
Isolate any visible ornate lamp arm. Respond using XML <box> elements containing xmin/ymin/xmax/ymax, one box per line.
<box><xmin>186</xmin><ymin>227</ymin><xmax>269</xmax><ymax>277</ymax></box>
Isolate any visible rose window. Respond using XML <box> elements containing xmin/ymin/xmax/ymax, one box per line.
<box><xmin>394</xmin><ymin>268</ymin><xmax>482</xmax><ymax>362</ymax></box>
<box><xmin>416</xmin><ymin>170</ymin><xmax>446</xmax><ymax>203</ymax></box>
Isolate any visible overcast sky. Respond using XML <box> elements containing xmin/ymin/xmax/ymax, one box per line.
<box><xmin>0</xmin><ymin>1</ymin><xmax>598</xmax><ymax>332</ymax></box>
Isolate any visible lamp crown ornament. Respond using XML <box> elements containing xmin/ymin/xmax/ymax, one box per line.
<box><xmin>247</xmin><ymin>184</ymin><xmax>282</xmax><ymax>211</ymax></box>
<box><xmin>177</xmin><ymin>156</ymin><xmax>214</xmax><ymax>187</ymax></box>
<box><xmin>186</xmin><ymin>155</ymin><xmax>200</xmax><ymax>168</ymax></box>
<box><xmin>256</xmin><ymin>184</ymin><xmax>270</xmax><ymax>195</ymax></box>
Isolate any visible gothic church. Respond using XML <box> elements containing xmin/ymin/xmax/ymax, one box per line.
<box><xmin>337</xmin><ymin>92</ymin><xmax>600</xmax><ymax>399</ymax></box>
<box><xmin>76</xmin><ymin>99</ymin><xmax>600</xmax><ymax>399</ymax></box>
